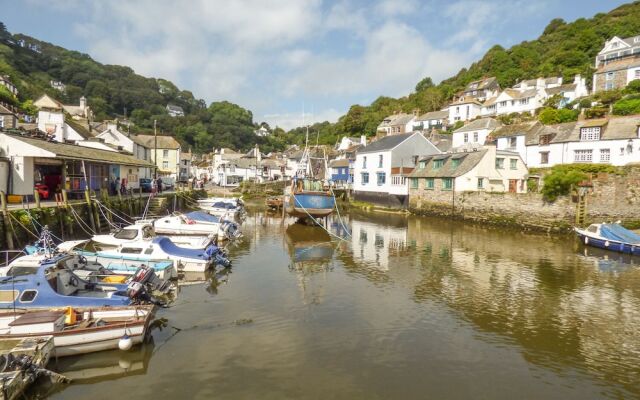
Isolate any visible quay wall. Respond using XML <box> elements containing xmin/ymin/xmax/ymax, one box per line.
<box><xmin>409</xmin><ymin>168</ymin><xmax>640</xmax><ymax>232</ymax></box>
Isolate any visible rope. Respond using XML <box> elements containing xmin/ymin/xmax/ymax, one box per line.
<box><xmin>95</xmin><ymin>201</ymin><xmax>120</xmax><ymax>231</ymax></box>
<box><xmin>329</xmin><ymin>187</ymin><xmax>352</xmax><ymax>238</ymax></box>
<box><xmin>292</xmin><ymin>196</ymin><xmax>348</xmax><ymax>242</ymax></box>
<box><xmin>8</xmin><ymin>213</ymin><xmax>39</xmax><ymax>240</ymax></box>
<box><xmin>68</xmin><ymin>205</ymin><xmax>95</xmax><ymax>236</ymax></box>
<box><xmin>26</xmin><ymin>210</ymin><xmax>64</xmax><ymax>243</ymax></box>
<box><xmin>93</xmin><ymin>199</ymin><xmax>133</xmax><ymax>224</ymax></box>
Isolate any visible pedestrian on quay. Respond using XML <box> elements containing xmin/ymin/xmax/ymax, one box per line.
<box><xmin>157</xmin><ymin>177</ymin><xmax>163</xmax><ymax>193</ymax></box>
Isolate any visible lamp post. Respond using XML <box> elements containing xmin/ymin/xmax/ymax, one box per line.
<box><xmin>154</xmin><ymin>119</ymin><xmax>158</xmax><ymax>180</ymax></box>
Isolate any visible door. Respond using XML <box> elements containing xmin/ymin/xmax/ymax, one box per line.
<box><xmin>509</xmin><ymin>179</ymin><xmax>517</xmax><ymax>193</ymax></box>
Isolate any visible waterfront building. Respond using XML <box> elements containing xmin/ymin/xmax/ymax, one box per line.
<box><xmin>95</xmin><ymin>122</ymin><xmax>153</xmax><ymax>186</ymax></box>
<box><xmin>490</xmin><ymin>120</ymin><xmax>546</xmax><ymax>164</ymax></box>
<box><xmin>451</xmin><ymin>117</ymin><xmax>501</xmax><ymax>149</ymax></box>
<box><xmin>353</xmin><ymin>132</ymin><xmax>441</xmax><ymax>208</ymax></box>
<box><xmin>593</xmin><ymin>35</ymin><xmax>640</xmax><ymax>93</ymax></box>
<box><xmin>33</xmin><ymin>94</ymin><xmax>92</xmax><ymax>143</ymax></box>
<box><xmin>408</xmin><ymin>143</ymin><xmax>528</xmax><ymax>204</ymax></box>
<box><xmin>0</xmin><ymin>131</ymin><xmax>153</xmax><ymax>197</ymax></box>
<box><xmin>329</xmin><ymin>158</ymin><xmax>350</xmax><ymax>188</ymax></box>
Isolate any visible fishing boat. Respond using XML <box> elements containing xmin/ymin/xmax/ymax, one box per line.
<box><xmin>71</xmin><ymin>237</ymin><xmax>229</xmax><ymax>273</ymax></box>
<box><xmin>0</xmin><ymin>305</ymin><xmax>155</xmax><ymax>357</ymax></box>
<box><xmin>151</xmin><ymin>212</ymin><xmax>241</xmax><ymax>240</ymax></box>
<box><xmin>575</xmin><ymin>223</ymin><xmax>640</xmax><ymax>256</ymax></box>
<box><xmin>92</xmin><ymin>222</ymin><xmax>214</xmax><ymax>250</ymax></box>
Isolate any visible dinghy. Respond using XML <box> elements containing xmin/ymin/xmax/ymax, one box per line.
<box><xmin>0</xmin><ymin>305</ymin><xmax>155</xmax><ymax>357</ymax></box>
<box><xmin>575</xmin><ymin>223</ymin><xmax>640</xmax><ymax>256</ymax></box>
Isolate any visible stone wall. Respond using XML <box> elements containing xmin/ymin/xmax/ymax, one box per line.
<box><xmin>594</xmin><ymin>65</ymin><xmax>628</xmax><ymax>92</ymax></box>
<box><xmin>408</xmin><ymin>167</ymin><xmax>640</xmax><ymax>232</ymax></box>
<box><xmin>354</xmin><ymin>190</ymin><xmax>408</xmax><ymax>209</ymax></box>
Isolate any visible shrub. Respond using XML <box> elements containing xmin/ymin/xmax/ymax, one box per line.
<box><xmin>578</xmin><ymin>98</ymin><xmax>593</xmax><ymax>109</ymax></box>
<box><xmin>541</xmin><ymin>168</ymin><xmax>588</xmax><ymax>202</ymax></box>
<box><xmin>624</xmin><ymin>79</ymin><xmax>640</xmax><ymax>94</ymax></box>
<box><xmin>585</xmin><ymin>107</ymin><xmax>607</xmax><ymax>119</ymax></box>
<box><xmin>538</xmin><ymin>108</ymin><xmax>579</xmax><ymax>124</ymax></box>
<box><xmin>612</xmin><ymin>98</ymin><xmax>640</xmax><ymax>115</ymax></box>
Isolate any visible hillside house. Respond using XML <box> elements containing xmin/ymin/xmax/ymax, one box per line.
<box><xmin>451</xmin><ymin>118</ymin><xmax>501</xmax><ymax>149</ymax></box>
<box><xmin>254</xmin><ymin>125</ymin><xmax>270</xmax><ymax>137</ymax></box>
<box><xmin>377</xmin><ymin>112</ymin><xmax>416</xmax><ymax>136</ymax></box>
<box><xmin>448</xmin><ymin>97</ymin><xmax>482</xmax><ymax>124</ymax></box>
<box><xmin>166</xmin><ymin>104</ymin><xmax>185</xmax><ymax>117</ymax></box>
<box><xmin>593</xmin><ymin>35</ymin><xmax>640</xmax><ymax>93</ymax></box>
<box><xmin>353</xmin><ymin>132</ymin><xmax>440</xmax><ymax>208</ymax></box>
<box><xmin>412</xmin><ymin>110</ymin><xmax>449</xmax><ymax>131</ymax></box>
<box><xmin>489</xmin><ymin>120</ymin><xmax>546</xmax><ymax>164</ymax></box>
<box><xmin>0</xmin><ymin>104</ymin><xmax>17</xmax><ymax>129</ymax></box>
<box><xmin>0</xmin><ymin>75</ymin><xmax>17</xmax><ymax>96</ymax></box>
<box><xmin>34</xmin><ymin>94</ymin><xmax>93</xmax><ymax>143</ymax></box>
<box><xmin>459</xmin><ymin>77</ymin><xmax>501</xmax><ymax>102</ymax></box>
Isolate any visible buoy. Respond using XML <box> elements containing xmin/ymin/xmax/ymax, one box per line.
<box><xmin>119</xmin><ymin>334</ymin><xmax>133</xmax><ymax>351</ymax></box>
<box><xmin>605</xmin><ymin>240</ymin><xmax>610</xmax><ymax>247</ymax></box>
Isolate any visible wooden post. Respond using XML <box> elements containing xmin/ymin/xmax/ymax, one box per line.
<box><xmin>85</xmin><ymin>189</ymin><xmax>97</xmax><ymax>233</ymax></box>
<box><xmin>61</xmin><ymin>189</ymin><xmax>73</xmax><ymax>236</ymax></box>
<box><xmin>1</xmin><ymin>192</ymin><xmax>14</xmax><ymax>249</ymax></box>
<box><xmin>33</xmin><ymin>189</ymin><xmax>41</xmax><ymax>208</ymax></box>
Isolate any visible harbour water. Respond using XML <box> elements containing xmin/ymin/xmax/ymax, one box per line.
<box><xmin>32</xmin><ymin>209</ymin><xmax>640</xmax><ymax>399</ymax></box>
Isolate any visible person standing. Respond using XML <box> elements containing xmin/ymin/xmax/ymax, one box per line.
<box><xmin>157</xmin><ymin>176</ymin><xmax>163</xmax><ymax>193</ymax></box>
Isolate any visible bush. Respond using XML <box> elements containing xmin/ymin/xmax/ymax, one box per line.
<box><xmin>624</xmin><ymin>79</ymin><xmax>640</xmax><ymax>94</ymax></box>
<box><xmin>538</xmin><ymin>107</ymin><xmax>579</xmax><ymax>124</ymax></box>
<box><xmin>596</xmin><ymin>89</ymin><xmax>623</xmax><ymax>105</ymax></box>
<box><xmin>578</xmin><ymin>98</ymin><xmax>593</xmax><ymax>109</ymax></box>
<box><xmin>585</xmin><ymin>107</ymin><xmax>607</xmax><ymax>119</ymax></box>
<box><xmin>612</xmin><ymin>98</ymin><xmax>640</xmax><ymax>115</ymax></box>
<box><xmin>541</xmin><ymin>168</ymin><xmax>588</xmax><ymax>202</ymax></box>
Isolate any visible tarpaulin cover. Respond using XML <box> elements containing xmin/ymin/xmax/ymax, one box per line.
<box><xmin>185</xmin><ymin>211</ymin><xmax>221</xmax><ymax>223</ymax></box>
<box><xmin>599</xmin><ymin>224</ymin><xmax>640</xmax><ymax>244</ymax></box>
<box><xmin>153</xmin><ymin>237</ymin><xmax>210</xmax><ymax>260</ymax></box>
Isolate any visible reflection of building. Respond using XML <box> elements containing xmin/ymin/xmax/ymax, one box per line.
<box><xmin>350</xmin><ymin>219</ymin><xmax>408</xmax><ymax>271</ymax></box>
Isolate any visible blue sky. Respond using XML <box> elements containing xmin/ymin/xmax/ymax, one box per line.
<box><xmin>2</xmin><ymin>0</ymin><xmax>630</xmax><ymax>129</ymax></box>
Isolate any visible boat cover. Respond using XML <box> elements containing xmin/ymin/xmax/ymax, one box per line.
<box><xmin>600</xmin><ymin>224</ymin><xmax>640</xmax><ymax>244</ymax></box>
<box><xmin>153</xmin><ymin>237</ymin><xmax>211</xmax><ymax>260</ymax></box>
<box><xmin>185</xmin><ymin>211</ymin><xmax>221</xmax><ymax>223</ymax></box>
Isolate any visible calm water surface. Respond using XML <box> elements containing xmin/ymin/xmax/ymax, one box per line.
<box><xmin>32</xmin><ymin>210</ymin><xmax>640</xmax><ymax>399</ymax></box>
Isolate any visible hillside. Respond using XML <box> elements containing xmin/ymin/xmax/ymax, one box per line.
<box><xmin>304</xmin><ymin>1</ymin><xmax>640</xmax><ymax>144</ymax></box>
<box><xmin>0</xmin><ymin>22</ymin><xmax>289</xmax><ymax>153</ymax></box>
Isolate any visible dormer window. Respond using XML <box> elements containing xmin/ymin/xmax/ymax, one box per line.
<box><xmin>635</xmin><ymin>37</ymin><xmax>640</xmax><ymax>43</ymax></box>
<box><xmin>611</xmin><ymin>42</ymin><xmax>619</xmax><ymax>49</ymax></box>
<box><xmin>539</xmin><ymin>134</ymin><xmax>551</xmax><ymax>145</ymax></box>
<box><xmin>580</xmin><ymin>127</ymin><xmax>601</xmax><ymax>141</ymax></box>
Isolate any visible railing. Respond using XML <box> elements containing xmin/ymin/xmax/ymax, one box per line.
<box><xmin>0</xmin><ymin>250</ymin><xmax>27</xmax><ymax>268</ymax></box>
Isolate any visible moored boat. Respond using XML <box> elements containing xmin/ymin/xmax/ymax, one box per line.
<box><xmin>574</xmin><ymin>223</ymin><xmax>640</xmax><ymax>256</ymax></box>
<box><xmin>284</xmin><ymin>178</ymin><xmax>336</xmax><ymax>219</ymax></box>
<box><xmin>151</xmin><ymin>212</ymin><xmax>240</xmax><ymax>240</ymax></box>
<box><xmin>92</xmin><ymin>222</ymin><xmax>214</xmax><ymax>250</ymax></box>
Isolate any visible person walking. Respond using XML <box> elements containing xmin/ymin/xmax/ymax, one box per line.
<box><xmin>157</xmin><ymin>177</ymin><xmax>163</xmax><ymax>193</ymax></box>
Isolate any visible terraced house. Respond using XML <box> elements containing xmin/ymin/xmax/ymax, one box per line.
<box><xmin>593</xmin><ymin>35</ymin><xmax>640</xmax><ymax>92</ymax></box>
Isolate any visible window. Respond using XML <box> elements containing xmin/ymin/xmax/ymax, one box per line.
<box><xmin>378</xmin><ymin>155</ymin><xmax>383</xmax><ymax>168</ymax></box>
<box><xmin>509</xmin><ymin>137</ymin><xmax>517</xmax><ymax>148</ymax></box>
<box><xmin>163</xmin><ymin>149</ymin><xmax>169</xmax><ymax>158</ymax></box>
<box><xmin>391</xmin><ymin>175</ymin><xmax>406</xmax><ymax>186</ymax></box>
<box><xmin>477</xmin><ymin>178</ymin><xmax>484</xmax><ymax>189</ymax></box>
<box><xmin>539</xmin><ymin>134</ymin><xmax>551</xmax><ymax>145</ymax></box>
<box><xmin>464</xmin><ymin>133</ymin><xmax>469</xmax><ymax>143</ymax></box>
<box><xmin>162</xmin><ymin>161</ymin><xmax>169</xmax><ymax>169</ymax></box>
<box><xmin>605</xmin><ymin>82</ymin><xmax>614</xmax><ymax>90</ymax></box>
<box><xmin>0</xmin><ymin>116</ymin><xmax>4</xmax><ymax>128</ymax></box>
<box><xmin>620</xmin><ymin>147</ymin><xmax>625</xmax><ymax>156</ymax></box>
<box><xmin>540</xmin><ymin>151</ymin><xmax>549</xmax><ymax>164</ymax></box>
<box><xmin>499</xmin><ymin>101</ymin><xmax>507</xmax><ymax>107</ymax></box>
<box><xmin>362</xmin><ymin>156</ymin><xmax>367</xmax><ymax>169</ymax></box>
<box><xmin>510</xmin><ymin>159</ymin><xmax>517</xmax><ymax>170</ymax></box>
<box><xmin>574</xmin><ymin>149</ymin><xmax>593</xmax><ymax>162</ymax></box>
<box><xmin>580</xmin><ymin>127</ymin><xmax>601</xmax><ymax>141</ymax></box>
<box><xmin>451</xmin><ymin>159</ymin><xmax>461</xmax><ymax>168</ymax></box>
<box><xmin>419</xmin><ymin>161</ymin><xmax>426</xmax><ymax>169</ymax></box>
<box><xmin>433</xmin><ymin>159</ymin><xmax>444</xmax><ymax>170</ymax></box>
<box><xmin>473</xmin><ymin>132</ymin><xmax>478</xmax><ymax>142</ymax></box>
<box><xmin>425</xmin><ymin>178</ymin><xmax>434</xmax><ymax>190</ymax></box>
<box><xmin>361</xmin><ymin>172</ymin><xmax>369</xmax><ymax>184</ymax></box>
<box><xmin>635</xmin><ymin>69</ymin><xmax>640</xmax><ymax>79</ymax></box>
<box><xmin>600</xmin><ymin>148</ymin><xmax>611</xmax><ymax>163</ymax></box>
<box><xmin>442</xmin><ymin>178</ymin><xmax>453</xmax><ymax>191</ymax></box>
<box><xmin>606</xmin><ymin>72</ymin><xmax>614</xmax><ymax>81</ymax></box>
<box><xmin>455</xmin><ymin>106</ymin><xmax>460</xmax><ymax>114</ymax></box>
<box><xmin>519</xmin><ymin>98</ymin><xmax>529</xmax><ymax>105</ymax></box>
<box><xmin>377</xmin><ymin>172</ymin><xmax>386</xmax><ymax>186</ymax></box>
<box><xmin>410</xmin><ymin>178</ymin><xmax>418</xmax><ymax>189</ymax></box>
<box><xmin>121</xmin><ymin>247</ymin><xmax>143</xmax><ymax>254</ymax></box>
<box><xmin>495</xmin><ymin>158</ymin><xmax>505</xmax><ymax>169</ymax></box>
<box><xmin>19</xmin><ymin>290</ymin><xmax>37</xmax><ymax>303</ymax></box>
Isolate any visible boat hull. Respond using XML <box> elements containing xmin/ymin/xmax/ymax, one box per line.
<box><xmin>576</xmin><ymin>231</ymin><xmax>640</xmax><ymax>256</ymax></box>
<box><xmin>285</xmin><ymin>192</ymin><xmax>335</xmax><ymax>219</ymax></box>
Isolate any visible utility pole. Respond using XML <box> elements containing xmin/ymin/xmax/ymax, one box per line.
<box><xmin>154</xmin><ymin>119</ymin><xmax>158</xmax><ymax>179</ymax></box>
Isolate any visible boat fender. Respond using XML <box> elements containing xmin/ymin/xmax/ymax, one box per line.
<box><xmin>605</xmin><ymin>240</ymin><xmax>610</xmax><ymax>247</ymax></box>
<box><xmin>584</xmin><ymin>237</ymin><xmax>589</xmax><ymax>245</ymax></box>
<box><xmin>118</xmin><ymin>334</ymin><xmax>133</xmax><ymax>351</ymax></box>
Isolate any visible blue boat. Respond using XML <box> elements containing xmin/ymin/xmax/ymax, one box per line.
<box><xmin>574</xmin><ymin>223</ymin><xmax>640</xmax><ymax>256</ymax></box>
<box><xmin>0</xmin><ymin>254</ymin><xmax>137</xmax><ymax>309</ymax></box>
<box><xmin>284</xmin><ymin>178</ymin><xmax>336</xmax><ymax>219</ymax></box>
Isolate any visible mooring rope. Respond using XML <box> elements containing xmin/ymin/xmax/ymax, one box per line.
<box><xmin>93</xmin><ymin>199</ymin><xmax>133</xmax><ymax>224</ymax></box>
<box><xmin>329</xmin><ymin>187</ymin><xmax>352</xmax><ymax>238</ymax></box>
<box><xmin>292</xmin><ymin>195</ymin><xmax>349</xmax><ymax>242</ymax></box>
<box><xmin>68</xmin><ymin>205</ymin><xmax>95</xmax><ymax>236</ymax></box>
<box><xmin>8</xmin><ymin>213</ymin><xmax>39</xmax><ymax>240</ymax></box>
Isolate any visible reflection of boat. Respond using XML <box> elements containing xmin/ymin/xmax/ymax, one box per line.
<box><xmin>285</xmin><ymin>224</ymin><xmax>334</xmax><ymax>265</ymax></box>
<box><xmin>578</xmin><ymin>245</ymin><xmax>640</xmax><ymax>272</ymax></box>
<box><xmin>575</xmin><ymin>223</ymin><xmax>640</xmax><ymax>256</ymax></box>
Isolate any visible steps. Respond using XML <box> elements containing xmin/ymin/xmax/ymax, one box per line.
<box><xmin>575</xmin><ymin>195</ymin><xmax>587</xmax><ymax>226</ymax></box>
<box><xmin>147</xmin><ymin>197</ymin><xmax>168</xmax><ymax>217</ymax></box>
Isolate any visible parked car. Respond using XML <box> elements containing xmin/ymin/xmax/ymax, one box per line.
<box><xmin>34</xmin><ymin>183</ymin><xmax>50</xmax><ymax>200</ymax></box>
<box><xmin>139</xmin><ymin>178</ymin><xmax>153</xmax><ymax>192</ymax></box>
<box><xmin>162</xmin><ymin>177</ymin><xmax>175</xmax><ymax>191</ymax></box>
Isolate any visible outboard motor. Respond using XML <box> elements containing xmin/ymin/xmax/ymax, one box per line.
<box><xmin>205</xmin><ymin>244</ymin><xmax>231</xmax><ymax>268</ymax></box>
<box><xmin>126</xmin><ymin>281</ymin><xmax>151</xmax><ymax>304</ymax></box>
<box><xmin>129</xmin><ymin>265</ymin><xmax>173</xmax><ymax>294</ymax></box>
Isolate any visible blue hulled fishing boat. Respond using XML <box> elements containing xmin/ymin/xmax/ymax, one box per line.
<box><xmin>574</xmin><ymin>223</ymin><xmax>640</xmax><ymax>256</ymax></box>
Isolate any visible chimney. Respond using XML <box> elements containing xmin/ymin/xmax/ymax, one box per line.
<box><xmin>412</xmin><ymin>108</ymin><xmax>420</xmax><ymax>117</ymax></box>
<box><xmin>536</xmin><ymin>77</ymin><xmax>545</xmax><ymax>89</ymax></box>
<box><xmin>520</xmin><ymin>80</ymin><xmax>527</xmax><ymax>90</ymax></box>
<box><xmin>574</xmin><ymin>74</ymin><xmax>581</xmax><ymax>85</ymax></box>
<box><xmin>79</xmin><ymin>96</ymin><xmax>86</xmax><ymax>110</ymax></box>
<box><xmin>360</xmin><ymin>135</ymin><xmax>367</xmax><ymax>146</ymax></box>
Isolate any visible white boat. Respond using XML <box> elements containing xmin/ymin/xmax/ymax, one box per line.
<box><xmin>152</xmin><ymin>212</ymin><xmax>241</xmax><ymax>240</ymax></box>
<box><xmin>197</xmin><ymin>198</ymin><xmax>244</xmax><ymax>217</ymax></box>
<box><xmin>93</xmin><ymin>222</ymin><xmax>213</xmax><ymax>250</ymax></box>
<box><xmin>0</xmin><ymin>305</ymin><xmax>155</xmax><ymax>357</ymax></box>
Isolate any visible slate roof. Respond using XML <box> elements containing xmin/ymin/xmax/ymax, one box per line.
<box><xmin>546</xmin><ymin>84</ymin><xmax>577</xmax><ymax>95</ymax></box>
<box><xmin>357</xmin><ymin>132</ymin><xmax>415</xmax><ymax>154</ymax></box>
<box><xmin>3</xmin><ymin>133</ymin><xmax>154</xmax><ymax>167</ymax></box>
<box><xmin>514</xmin><ymin>77</ymin><xmax>562</xmax><ymax>88</ymax></box>
<box><xmin>378</xmin><ymin>113</ymin><xmax>415</xmax><ymax>128</ymax></box>
<box><xmin>64</xmin><ymin>117</ymin><xmax>92</xmax><ymax>139</ymax></box>
<box><xmin>136</xmin><ymin>134</ymin><xmax>181</xmax><ymax>149</ymax></box>
<box><xmin>502</xmin><ymin>88</ymin><xmax>538</xmax><ymax>100</ymax></box>
<box><xmin>490</xmin><ymin>121</ymin><xmax>545</xmax><ymax>139</ymax></box>
<box><xmin>464</xmin><ymin>77</ymin><xmax>498</xmax><ymax>92</ymax></box>
<box><xmin>0</xmin><ymin>104</ymin><xmax>14</xmax><ymax>115</ymax></box>
<box><xmin>329</xmin><ymin>159</ymin><xmax>350</xmax><ymax>168</ymax></box>
<box><xmin>453</xmin><ymin>118</ymin><xmax>500</xmax><ymax>133</ymax></box>
<box><xmin>34</xmin><ymin>94</ymin><xmax>62</xmax><ymax>110</ymax></box>
<box><xmin>450</xmin><ymin>97</ymin><xmax>483</xmax><ymax>106</ymax></box>
<box><xmin>525</xmin><ymin>116</ymin><xmax>640</xmax><ymax>145</ymax></box>
<box><xmin>596</xmin><ymin>58</ymin><xmax>640</xmax><ymax>73</ymax></box>
<box><xmin>416</xmin><ymin>110</ymin><xmax>448</xmax><ymax>121</ymax></box>
<box><xmin>410</xmin><ymin>149</ymin><xmax>487</xmax><ymax>178</ymax></box>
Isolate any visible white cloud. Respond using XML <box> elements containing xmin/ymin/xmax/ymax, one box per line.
<box><xmin>263</xmin><ymin>108</ymin><xmax>344</xmax><ymax>130</ymax></box>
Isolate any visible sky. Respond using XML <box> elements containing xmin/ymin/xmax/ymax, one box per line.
<box><xmin>1</xmin><ymin>0</ymin><xmax>631</xmax><ymax>129</ymax></box>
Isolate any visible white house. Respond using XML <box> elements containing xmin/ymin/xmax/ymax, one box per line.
<box><xmin>524</xmin><ymin>116</ymin><xmax>640</xmax><ymax>168</ymax></box>
<box><xmin>412</xmin><ymin>110</ymin><xmax>449</xmax><ymax>131</ymax></box>
<box><xmin>490</xmin><ymin>120</ymin><xmax>546</xmax><ymax>164</ymax></box>
<box><xmin>451</xmin><ymin>118</ymin><xmax>501</xmax><ymax>149</ymax></box>
<box><xmin>166</xmin><ymin>104</ymin><xmax>185</xmax><ymax>117</ymax></box>
<box><xmin>33</xmin><ymin>94</ymin><xmax>91</xmax><ymax>143</ymax></box>
<box><xmin>377</xmin><ymin>112</ymin><xmax>417</xmax><ymax>135</ymax></box>
<box><xmin>50</xmin><ymin>80</ymin><xmax>66</xmax><ymax>91</ymax></box>
<box><xmin>409</xmin><ymin>144</ymin><xmax>529</xmax><ymax>197</ymax></box>
<box><xmin>353</xmin><ymin>132</ymin><xmax>441</xmax><ymax>208</ymax></box>
<box><xmin>593</xmin><ymin>35</ymin><xmax>640</xmax><ymax>93</ymax></box>
<box><xmin>336</xmin><ymin>136</ymin><xmax>366</xmax><ymax>151</ymax></box>
<box><xmin>95</xmin><ymin>122</ymin><xmax>153</xmax><ymax>186</ymax></box>
<box><xmin>255</xmin><ymin>126</ymin><xmax>270</xmax><ymax>137</ymax></box>
<box><xmin>448</xmin><ymin>97</ymin><xmax>482</xmax><ymax>124</ymax></box>
<box><xmin>459</xmin><ymin>77</ymin><xmax>501</xmax><ymax>102</ymax></box>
